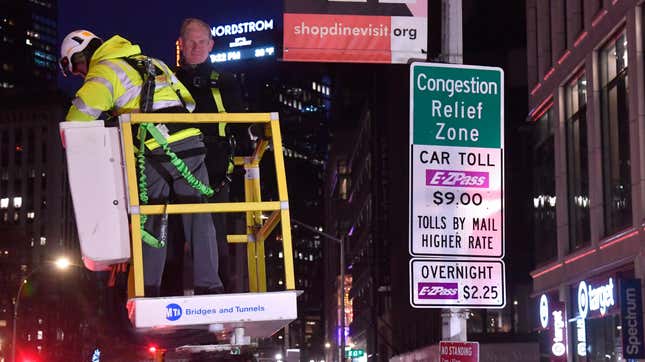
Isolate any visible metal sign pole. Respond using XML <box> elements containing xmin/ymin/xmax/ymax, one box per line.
<box><xmin>441</xmin><ymin>0</ymin><xmax>466</xmax><ymax>343</ymax></box>
<box><xmin>340</xmin><ymin>236</ymin><xmax>346</xmax><ymax>362</ymax></box>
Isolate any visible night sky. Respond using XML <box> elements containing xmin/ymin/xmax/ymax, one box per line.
<box><xmin>57</xmin><ymin>0</ymin><xmax>283</xmax><ymax>94</ymax></box>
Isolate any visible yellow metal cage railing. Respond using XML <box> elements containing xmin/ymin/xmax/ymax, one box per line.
<box><xmin>118</xmin><ymin>112</ymin><xmax>294</xmax><ymax>298</ymax></box>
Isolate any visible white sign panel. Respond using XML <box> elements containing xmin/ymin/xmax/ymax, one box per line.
<box><xmin>129</xmin><ymin>291</ymin><xmax>298</xmax><ymax>331</ymax></box>
<box><xmin>410</xmin><ymin>259</ymin><xmax>505</xmax><ymax>308</ymax></box>
<box><xmin>409</xmin><ymin>63</ymin><xmax>504</xmax><ymax>259</ymax></box>
<box><xmin>410</xmin><ymin>145</ymin><xmax>503</xmax><ymax>257</ymax></box>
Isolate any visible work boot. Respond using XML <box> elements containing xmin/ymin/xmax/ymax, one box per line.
<box><xmin>194</xmin><ymin>286</ymin><xmax>225</xmax><ymax>295</ymax></box>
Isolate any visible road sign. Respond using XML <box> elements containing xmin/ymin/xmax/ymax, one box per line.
<box><xmin>346</xmin><ymin>349</ymin><xmax>365</xmax><ymax>358</ymax></box>
<box><xmin>440</xmin><ymin>341</ymin><xmax>479</xmax><ymax>362</ymax></box>
<box><xmin>409</xmin><ymin>62</ymin><xmax>504</xmax><ymax>258</ymax></box>
<box><xmin>410</xmin><ymin>259</ymin><xmax>505</xmax><ymax>308</ymax></box>
<box><xmin>410</xmin><ymin>145</ymin><xmax>503</xmax><ymax>257</ymax></box>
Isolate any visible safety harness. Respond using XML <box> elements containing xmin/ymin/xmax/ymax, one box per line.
<box><xmin>208</xmin><ymin>70</ymin><xmax>237</xmax><ymax>180</ymax></box>
<box><xmin>209</xmin><ymin>71</ymin><xmax>228</xmax><ymax>138</ymax></box>
<box><xmin>125</xmin><ymin>56</ymin><xmax>214</xmax><ymax>248</ymax></box>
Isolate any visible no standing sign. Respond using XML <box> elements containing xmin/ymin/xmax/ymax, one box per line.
<box><xmin>409</xmin><ymin>62</ymin><xmax>506</xmax><ymax>308</ymax></box>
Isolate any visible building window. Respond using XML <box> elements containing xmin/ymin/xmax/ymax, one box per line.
<box><xmin>0</xmin><ymin>171</ymin><xmax>7</xmax><ymax>197</ymax></box>
<box><xmin>15</xmin><ymin>129</ymin><xmax>23</xmax><ymax>166</ymax></box>
<box><xmin>41</xmin><ymin>126</ymin><xmax>48</xmax><ymax>162</ymax></box>
<box><xmin>27</xmin><ymin>129</ymin><xmax>35</xmax><ymax>164</ymax></box>
<box><xmin>545</xmin><ymin>0</ymin><xmax>553</xmax><ymax>68</ymax></box>
<box><xmin>599</xmin><ymin>32</ymin><xmax>631</xmax><ymax>236</ymax></box>
<box><xmin>337</xmin><ymin>159</ymin><xmax>350</xmax><ymax>200</ymax></box>
<box><xmin>565</xmin><ymin>73</ymin><xmax>590</xmax><ymax>251</ymax></box>
<box><xmin>467</xmin><ymin>311</ymin><xmax>484</xmax><ymax>334</ymax></box>
<box><xmin>558</xmin><ymin>0</ymin><xmax>568</xmax><ymax>54</ymax></box>
<box><xmin>14</xmin><ymin>178</ymin><xmax>22</xmax><ymax>202</ymax></box>
<box><xmin>486</xmin><ymin>307</ymin><xmax>512</xmax><ymax>333</ymax></box>
<box><xmin>0</xmin><ymin>131</ymin><xmax>8</xmax><ymax>167</ymax></box>
<box><xmin>591</xmin><ymin>0</ymin><xmax>603</xmax><ymax>15</ymax></box>
<box><xmin>532</xmin><ymin>108</ymin><xmax>557</xmax><ymax>264</ymax></box>
<box><xmin>574</xmin><ymin>0</ymin><xmax>584</xmax><ymax>40</ymax></box>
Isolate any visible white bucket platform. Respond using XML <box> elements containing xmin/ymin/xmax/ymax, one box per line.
<box><xmin>127</xmin><ymin>290</ymin><xmax>300</xmax><ymax>340</ymax></box>
<box><xmin>60</xmin><ymin>121</ymin><xmax>130</xmax><ymax>271</ymax></box>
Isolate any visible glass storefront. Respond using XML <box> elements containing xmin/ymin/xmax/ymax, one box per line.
<box><xmin>584</xmin><ymin>316</ymin><xmax>622</xmax><ymax>361</ymax></box>
<box><xmin>568</xmin><ymin>270</ymin><xmax>635</xmax><ymax>361</ymax></box>
<box><xmin>536</xmin><ymin>271</ymin><xmax>641</xmax><ymax>361</ymax></box>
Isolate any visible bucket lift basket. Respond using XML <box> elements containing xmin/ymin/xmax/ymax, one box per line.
<box><xmin>61</xmin><ymin>112</ymin><xmax>299</xmax><ymax>338</ymax></box>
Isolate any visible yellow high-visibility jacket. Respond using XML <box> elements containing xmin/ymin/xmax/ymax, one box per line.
<box><xmin>65</xmin><ymin>35</ymin><xmax>200</xmax><ymax>146</ymax></box>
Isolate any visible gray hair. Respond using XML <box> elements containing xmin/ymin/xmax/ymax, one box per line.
<box><xmin>179</xmin><ymin>18</ymin><xmax>212</xmax><ymax>40</ymax></box>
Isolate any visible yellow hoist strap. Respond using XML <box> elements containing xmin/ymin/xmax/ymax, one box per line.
<box><xmin>210</xmin><ymin>71</ymin><xmax>234</xmax><ymax>174</ymax></box>
<box><xmin>210</xmin><ymin>71</ymin><xmax>227</xmax><ymax>137</ymax></box>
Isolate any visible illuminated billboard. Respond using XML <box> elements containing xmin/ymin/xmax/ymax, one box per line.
<box><xmin>283</xmin><ymin>0</ymin><xmax>427</xmax><ymax>63</ymax></box>
<box><xmin>210</xmin><ymin>18</ymin><xmax>277</xmax><ymax>64</ymax></box>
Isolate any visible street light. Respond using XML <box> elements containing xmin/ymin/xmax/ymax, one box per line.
<box><xmin>292</xmin><ymin>219</ymin><xmax>346</xmax><ymax>362</ymax></box>
<box><xmin>54</xmin><ymin>257</ymin><xmax>71</xmax><ymax>270</ymax></box>
<box><xmin>11</xmin><ymin>256</ymin><xmax>73</xmax><ymax>362</ymax></box>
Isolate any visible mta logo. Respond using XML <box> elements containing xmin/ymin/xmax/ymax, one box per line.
<box><xmin>165</xmin><ymin>303</ymin><xmax>183</xmax><ymax>321</ymax></box>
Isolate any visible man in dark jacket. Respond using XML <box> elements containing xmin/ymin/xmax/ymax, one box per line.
<box><xmin>175</xmin><ymin>18</ymin><xmax>248</xmax><ymax>292</ymax></box>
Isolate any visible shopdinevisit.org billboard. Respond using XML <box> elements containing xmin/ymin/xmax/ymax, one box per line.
<box><xmin>283</xmin><ymin>0</ymin><xmax>427</xmax><ymax>63</ymax></box>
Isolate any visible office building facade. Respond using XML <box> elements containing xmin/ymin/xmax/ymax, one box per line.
<box><xmin>0</xmin><ymin>0</ymin><xmax>58</xmax><ymax>93</ymax></box>
<box><xmin>527</xmin><ymin>0</ymin><xmax>645</xmax><ymax>360</ymax></box>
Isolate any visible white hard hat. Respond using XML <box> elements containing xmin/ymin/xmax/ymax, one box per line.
<box><xmin>59</xmin><ymin>30</ymin><xmax>101</xmax><ymax>77</ymax></box>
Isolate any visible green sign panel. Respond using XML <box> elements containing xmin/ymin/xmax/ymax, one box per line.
<box><xmin>411</xmin><ymin>63</ymin><xmax>503</xmax><ymax>148</ymax></box>
<box><xmin>346</xmin><ymin>349</ymin><xmax>365</xmax><ymax>358</ymax></box>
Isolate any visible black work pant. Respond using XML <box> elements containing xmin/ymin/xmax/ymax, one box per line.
<box><xmin>142</xmin><ymin>135</ymin><xmax>223</xmax><ymax>291</ymax></box>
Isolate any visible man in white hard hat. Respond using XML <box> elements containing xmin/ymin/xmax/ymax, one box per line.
<box><xmin>60</xmin><ymin>30</ymin><xmax>225</xmax><ymax>297</ymax></box>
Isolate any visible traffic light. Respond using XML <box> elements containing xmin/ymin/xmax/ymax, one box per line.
<box><xmin>147</xmin><ymin>344</ymin><xmax>164</xmax><ymax>362</ymax></box>
<box><xmin>20</xmin><ymin>351</ymin><xmax>39</xmax><ymax>362</ymax></box>
<box><xmin>21</xmin><ymin>356</ymin><xmax>39</xmax><ymax>362</ymax></box>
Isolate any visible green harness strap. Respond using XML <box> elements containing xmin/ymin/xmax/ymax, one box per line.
<box><xmin>137</xmin><ymin>122</ymin><xmax>214</xmax><ymax>248</ymax></box>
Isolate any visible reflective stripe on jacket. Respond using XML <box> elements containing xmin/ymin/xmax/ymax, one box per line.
<box><xmin>65</xmin><ymin>35</ymin><xmax>198</xmax><ymax>144</ymax></box>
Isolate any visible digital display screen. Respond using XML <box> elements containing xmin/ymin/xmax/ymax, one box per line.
<box><xmin>209</xmin><ymin>18</ymin><xmax>277</xmax><ymax>63</ymax></box>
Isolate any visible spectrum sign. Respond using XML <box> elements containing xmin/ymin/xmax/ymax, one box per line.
<box><xmin>620</xmin><ymin>279</ymin><xmax>645</xmax><ymax>359</ymax></box>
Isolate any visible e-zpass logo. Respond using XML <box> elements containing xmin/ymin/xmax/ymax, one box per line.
<box><xmin>426</xmin><ymin>169</ymin><xmax>489</xmax><ymax>188</ymax></box>
<box><xmin>418</xmin><ymin>282</ymin><xmax>459</xmax><ymax>300</ymax></box>
<box><xmin>165</xmin><ymin>303</ymin><xmax>183</xmax><ymax>321</ymax></box>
